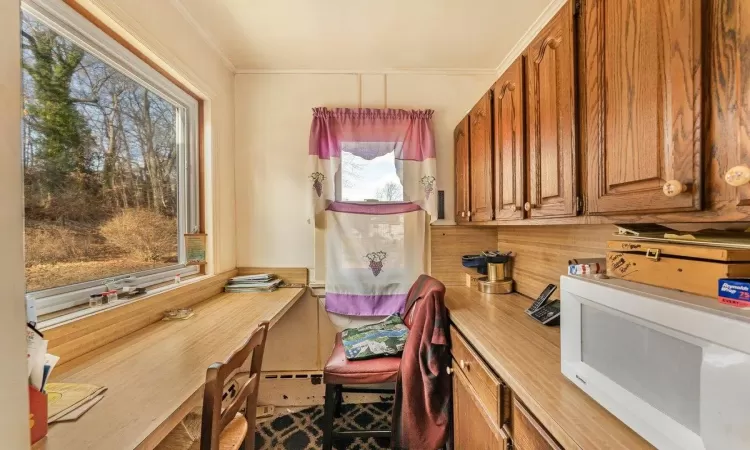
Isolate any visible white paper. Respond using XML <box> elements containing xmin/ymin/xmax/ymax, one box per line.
<box><xmin>27</xmin><ymin>328</ymin><xmax>47</xmax><ymax>390</ymax></box>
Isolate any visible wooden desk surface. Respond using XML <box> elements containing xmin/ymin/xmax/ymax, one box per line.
<box><xmin>445</xmin><ymin>287</ymin><xmax>653</xmax><ymax>450</ymax></box>
<box><xmin>38</xmin><ymin>288</ymin><xmax>305</xmax><ymax>450</ymax></box>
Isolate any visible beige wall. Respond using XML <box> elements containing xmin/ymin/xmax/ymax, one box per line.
<box><xmin>1</xmin><ymin>0</ymin><xmax>33</xmax><ymax>447</ymax></box>
<box><xmin>76</xmin><ymin>0</ymin><xmax>237</xmax><ymax>273</ymax></box>
<box><xmin>0</xmin><ymin>1</ymin><xmax>237</xmax><ymax>443</ymax></box>
<box><xmin>234</xmin><ymin>72</ymin><xmax>494</xmax><ymax>274</ymax></box>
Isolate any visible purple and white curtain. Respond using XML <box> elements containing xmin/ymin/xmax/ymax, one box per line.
<box><xmin>309</xmin><ymin>108</ymin><xmax>436</xmax><ymax>316</ymax></box>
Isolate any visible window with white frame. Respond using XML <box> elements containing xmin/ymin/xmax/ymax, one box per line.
<box><xmin>21</xmin><ymin>0</ymin><xmax>200</xmax><ymax>319</ymax></box>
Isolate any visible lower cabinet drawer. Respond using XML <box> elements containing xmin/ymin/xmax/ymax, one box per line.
<box><xmin>453</xmin><ymin>366</ymin><xmax>511</xmax><ymax>450</ymax></box>
<box><xmin>450</xmin><ymin>325</ymin><xmax>505</xmax><ymax>426</ymax></box>
<box><xmin>512</xmin><ymin>397</ymin><xmax>562</xmax><ymax>450</ymax></box>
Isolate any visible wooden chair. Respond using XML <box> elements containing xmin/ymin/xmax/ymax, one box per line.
<box><xmin>196</xmin><ymin>321</ymin><xmax>269</xmax><ymax>450</ymax></box>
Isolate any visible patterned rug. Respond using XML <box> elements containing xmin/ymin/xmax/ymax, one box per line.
<box><xmin>254</xmin><ymin>402</ymin><xmax>393</xmax><ymax>450</ymax></box>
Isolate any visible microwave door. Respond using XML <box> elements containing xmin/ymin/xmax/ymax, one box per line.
<box><xmin>700</xmin><ymin>344</ymin><xmax>750</xmax><ymax>449</ymax></box>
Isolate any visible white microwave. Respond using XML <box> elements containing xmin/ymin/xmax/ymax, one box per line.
<box><xmin>560</xmin><ymin>275</ymin><xmax>750</xmax><ymax>450</ymax></box>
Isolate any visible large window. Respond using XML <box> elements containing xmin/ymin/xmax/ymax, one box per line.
<box><xmin>21</xmin><ymin>1</ymin><xmax>200</xmax><ymax>319</ymax></box>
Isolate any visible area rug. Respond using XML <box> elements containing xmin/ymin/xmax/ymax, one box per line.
<box><xmin>254</xmin><ymin>402</ymin><xmax>392</xmax><ymax>450</ymax></box>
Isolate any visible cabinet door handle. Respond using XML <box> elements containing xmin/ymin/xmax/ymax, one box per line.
<box><xmin>446</xmin><ymin>366</ymin><xmax>454</xmax><ymax>375</ymax></box>
<box><xmin>725</xmin><ymin>165</ymin><xmax>750</xmax><ymax>187</ymax></box>
<box><xmin>524</xmin><ymin>202</ymin><xmax>538</xmax><ymax>211</ymax></box>
<box><xmin>510</xmin><ymin>204</ymin><xmax>517</xmax><ymax>212</ymax></box>
<box><xmin>467</xmin><ymin>211</ymin><xmax>472</xmax><ymax>218</ymax></box>
<box><xmin>459</xmin><ymin>359</ymin><xmax>470</xmax><ymax>370</ymax></box>
<box><xmin>662</xmin><ymin>180</ymin><xmax>689</xmax><ymax>197</ymax></box>
<box><xmin>460</xmin><ymin>211</ymin><xmax>465</xmax><ymax>218</ymax></box>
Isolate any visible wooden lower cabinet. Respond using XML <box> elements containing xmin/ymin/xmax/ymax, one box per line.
<box><xmin>453</xmin><ymin>365</ymin><xmax>510</xmax><ymax>450</ymax></box>
<box><xmin>512</xmin><ymin>397</ymin><xmax>562</xmax><ymax>450</ymax></box>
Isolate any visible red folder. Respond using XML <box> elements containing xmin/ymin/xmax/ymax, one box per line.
<box><xmin>29</xmin><ymin>385</ymin><xmax>48</xmax><ymax>444</ymax></box>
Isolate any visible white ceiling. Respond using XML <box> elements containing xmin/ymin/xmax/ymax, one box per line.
<box><xmin>174</xmin><ymin>0</ymin><xmax>556</xmax><ymax>72</ymax></box>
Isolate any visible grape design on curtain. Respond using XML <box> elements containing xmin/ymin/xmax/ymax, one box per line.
<box><xmin>309</xmin><ymin>108</ymin><xmax>437</xmax><ymax>316</ymax></box>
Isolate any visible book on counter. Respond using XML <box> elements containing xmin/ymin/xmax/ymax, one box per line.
<box><xmin>224</xmin><ymin>274</ymin><xmax>282</xmax><ymax>292</ymax></box>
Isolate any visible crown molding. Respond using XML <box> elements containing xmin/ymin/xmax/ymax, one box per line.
<box><xmin>170</xmin><ymin>0</ymin><xmax>237</xmax><ymax>73</ymax></box>
<box><xmin>493</xmin><ymin>0</ymin><xmax>567</xmax><ymax>76</ymax></box>
<box><xmin>235</xmin><ymin>68</ymin><xmax>497</xmax><ymax>75</ymax></box>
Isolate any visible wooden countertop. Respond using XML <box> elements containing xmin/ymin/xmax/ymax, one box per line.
<box><xmin>445</xmin><ymin>286</ymin><xmax>653</xmax><ymax>450</ymax></box>
<box><xmin>37</xmin><ymin>287</ymin><xmax>305</xmax><ymax>450</ymax></box>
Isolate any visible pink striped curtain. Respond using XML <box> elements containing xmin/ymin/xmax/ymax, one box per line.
<box><xmin>309</xmin><ymin>108</ymin><xmax>437</xmax><ymax>316</ymax></box>
<box><xmin>308</xmin><ymin>108</ymin><xmax>437</xmax><ymax>223</ymax></box>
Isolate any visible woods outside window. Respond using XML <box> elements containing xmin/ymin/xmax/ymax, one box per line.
<box><xmin>21</xmin><ymin>0</ymin><xmax>200</xmax><ymax>319</ymax></box>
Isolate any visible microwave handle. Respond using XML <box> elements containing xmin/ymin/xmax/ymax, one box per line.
<box><xmin>700</xmin><ymin>344</ymin><xmax>750</xmax><ymax>449</ymax></box>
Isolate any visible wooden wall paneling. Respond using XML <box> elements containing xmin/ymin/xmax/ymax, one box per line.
<box><xmin>493</xmin><ymin>56</ymin><xmax>526</xmax><ymax>221</ymax></box>
<box><xmin>526</xmin><ymin>2</ymin><xmax>577</xmax><ymax>219</ymax></box>
<box><xmin>45</xmin><ymin>270</ymin><xmax>236</xmax><ymax>363</ymax></box>
<box><xmin>582</xmin><ymin>0</ymin><xmax>702</xmax><ymax>215</ymax></box>
<box><xmin>317</xmin><ymin>295</ymin><xmax>339</xmax><ymax>369</ymax></box>
<box><xmin>455</xmin><ymin>117</ymin><xmax>471</xmax><ymax>223</ymax></box>
<box><xmin>497</xmin><ymin>225</ymin><xmax>613</xmax><ymax>299</ymax></box>
<box><xmin>236</xmin><ymin>267</ymin><xmax>309</xmax><ymax>285</ymax></box>
<box><xmin>469</xmin><ymin>91</ymin><xmax>495</xmax><ymax>222</ymax></box>
<box><xmin>430</xmin><ymin>226</ymin><xmax>499</xmax><ymax>285</ymax></box>
<box><xmin>262</xmin><ymin>289</ymin><xmax>320</xmax><ymax>371</ymax></box>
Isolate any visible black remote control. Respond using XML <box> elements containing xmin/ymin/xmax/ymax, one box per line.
<box><xmin>526</xmin><ymin>284</ymin><xmax>557</xmax><ymax>314</ymax></box>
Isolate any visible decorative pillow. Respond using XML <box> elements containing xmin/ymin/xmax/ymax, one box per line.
<box><xmin>341</xmin><ymin>314</ymin><xmax>409</xmax><ymax>361</ymax></box>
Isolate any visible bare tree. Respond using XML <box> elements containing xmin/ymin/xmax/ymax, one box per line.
<box><xmin>376</xmin><ymin>181</ymin><xmax>403</xmax><ymax>201</ymax></box>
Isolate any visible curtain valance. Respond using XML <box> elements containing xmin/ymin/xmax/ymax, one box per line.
<box><xmin>309</xmin><ymin>107</ymin><xmax>437</xmax><ymax>223</ymax></box>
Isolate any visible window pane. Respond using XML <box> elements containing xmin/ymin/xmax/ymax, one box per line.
<box><xmin>341</xmin><ymin>151</ymin><xmax>403</xmax><ymax>202</ymax></box>
<box><xmin>21</xmin><ymin>12</ymin><xmax>181</xmax><ymax>292</ymax></box>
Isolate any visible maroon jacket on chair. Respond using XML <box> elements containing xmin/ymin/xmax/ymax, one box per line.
<box><xmin>392</xmin><ymin>275</ymin><xmax>451</xmax><ymax>449</ymax></box>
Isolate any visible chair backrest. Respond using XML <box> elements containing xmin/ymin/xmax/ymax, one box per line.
<box><xmin>199</xmin><ymin>321</ymin><xmax>269</xmax><ymax>450</ymax></box>
<box><xmin>401</xmin><ymin>275</ymin><xmax>446</xmax><ymax>329</ymax></box>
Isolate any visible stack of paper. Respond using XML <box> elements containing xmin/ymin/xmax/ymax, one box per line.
<box><xmin>224</xmin><ymin>274</ymin><xmax>282</xmax><ymax>293</ymax></box>
<box><xmin>46</xmin><ymin>383</ymin><xmax>107</xmax><ymax>423</ymax></box>
<box><xmin>27</xmin><ymin>324</ymin><xmax>59</xmax><ymax>393</ymax></box>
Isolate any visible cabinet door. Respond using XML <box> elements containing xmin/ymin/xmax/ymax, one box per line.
<box><xmin>453</xmin><ymin>365</ymin><xmax>509</xmax><ymax>450</ymax></box>
<box><xmin>707</xmin><ymin>0</ymin><xmax>750</xmax><ymax>216</ymax></box>
<box><xmin>469</xmin><ymin>91</ymin><xmax>494</xmax><ymax>222</ymax></box>
<box><xmin>512</xmin><ymin>397</ymin><xmax>561</xmax><ymax>450</ymax></box>
<box><xmin>455</xmin><ymin>117</ymin><xmax>471</xmax><ymax>223</ymax></box>
<box><xmin>526</xmin><ymin>2</ymin><xmax>577</xmax><ymax>218</ymax></box>
<box><xmin>493</xmin><ymin>57</ymin><xmax>526</xmax><ymax>221</ymax></box>
<box><xmin>583</xmin><ymin>0</ymin><xmax>702</xmax><ymax>215</ymax></box>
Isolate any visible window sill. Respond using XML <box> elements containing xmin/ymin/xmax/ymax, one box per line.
<box><xmin>40</xmin><ymin>272</ymin><xmax>208</xmax><ymax>330</ymax></box>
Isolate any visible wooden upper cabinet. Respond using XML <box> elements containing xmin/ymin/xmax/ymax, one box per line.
<box><xmin>469</xmin><ymin>91</ymin><xmax>495</xmax><ymax>222</ymax></box>
<box><xmin>455</xmin><ymin>117</ymin><xmax>471</xmax><ymax>223</ymax></box>
<box><xmin>493</xmin><ymin>57</ymin><xmax>526</xmax><ymax>221</ymax></box>
<box><xmin>582</xmin><ymin>0</ymin><xmax>702</xmax><ymax>215</ymax></box>
<box><xmin>706</xmin><ymin>0</ymin><xmax>750</xmax><ymax>216</ymax></box>
<box><xmin>526</xmin><ymin>2</ymin><xmax>577</xmax><ymax>218</ymax></box>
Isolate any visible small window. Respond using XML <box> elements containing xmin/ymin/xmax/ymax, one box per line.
<box><xmin>340</xmin><ymin>151</ymin><xmax>404</xmax><ymax>202</ymax></box>
<box><xmin>21</xmin><ymin>1</ymin><xmax>200</xmax><ymax>319</ymax></box>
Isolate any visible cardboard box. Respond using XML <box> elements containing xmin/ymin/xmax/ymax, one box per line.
<box><xmin>718</xmin><ymin>278</ymin><xmax>750</xmax><ymax>308</ymax></box>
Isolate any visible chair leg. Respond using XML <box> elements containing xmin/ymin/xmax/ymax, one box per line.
<box><xmin>322</xmin><ymin>384</ymin><xmax>337</xmax><ymax>450</ymax></box>
<box><xmin>333</xmin><ymin>385</ymin><xmax>343</xmax><ymax>418</ymax></box>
